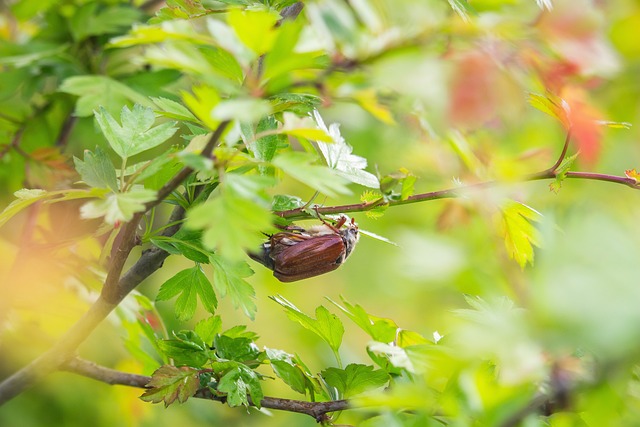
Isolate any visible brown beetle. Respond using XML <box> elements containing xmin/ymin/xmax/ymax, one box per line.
<box><xmin>249</xmin><ymin>215</ymin><xmax>359</xmax><ymax>282</ymax></box>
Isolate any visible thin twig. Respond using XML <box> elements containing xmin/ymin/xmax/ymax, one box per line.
<box><xmin>62</xmin><ymin>357</ymin><xmax>349</xmax><ymax>422</ymax></box>
<box><xmin>275</xmin><ymin>132</ymin><xmax>639</xmax><ymax>221</ymax></box>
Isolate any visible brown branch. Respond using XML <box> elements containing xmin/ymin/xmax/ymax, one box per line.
<box><xmin>275</xmin><ymin>132</ymin><xmax>640</xmax><ymax>221</ymax></box>
<box><xmin>62</xmin><ymin>357</ymin><xmax>349</xmax><ymax>422</ymax></box>
<box><xmin>0</xmin><ymin>120</ymin><xmax>230</xmax><ymax>405</ymax></box>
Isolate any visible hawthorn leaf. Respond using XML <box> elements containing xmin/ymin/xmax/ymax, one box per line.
<box><xmin>321</xmin><ymin>363</ymin><xmax>389</xmax><ymax>398</ymax></box>
<box><xmin>327</xmin><ymin>297</ymin><xmax>397</xmax><ymax>343</ymax></box>
<box><xmin>210</xmin><ymin>255</ymin><xmax>257</xmax><ymax>320</ymax></box>
<box><xmin>214</xmin><ymin>334</ymin><xmax>260</xmax><ymax>363</ymax></box>
<box><xmin>74</xmin><ymin>147</ymin><xmax>118</xmax><ymax>191</ymax></box>
<box><xmin>500</xmin><ymin>201</ymin><xmax>543</xmax><ymax>268</ymax></box>
<box><xmin>156</xmin><ymin>330</ymin><xmax>211</xmax><ymax>368</ymax></box>
<box><xmin>217</xmin><ymin>365</ymin><xmax>264</xmax><ymax>408</ymax></box>
<box><xmin>156</xmin><ymin>265</ymin><xmax>217</xmax><ymax>321</ymax></box>
<box><xmin>270</xmin><ymin>296</ymin><xmax>344</xmax><ymax>359</ymax></box>
<box><xmin>186</xmin><ymin>192</ymin><xmax>272</xmax><ymax>261</ymax></box>
<box><xmin>60</xmin><ymin>75</ymin><xmax>152</xmax><ymax>117</ymax></box>
<box><xmin>94</xmin><ymin>105</ymin><xmax>178</xmax><ymax>159</ymax></box>
<box><xmin>265</xmin><ymin>348</ymin><xmax>308</xmax><ymax>395</ymax></box>
<box><xmin>151</xmin><ymin>96</ymin><xmax>198</xmax><ymax>122</ymax></box>
<box><xmin>80</xmin><ymin>187</ymin><xmax>157</xmax><ymax>224</ymax></box>
<box><xmin>313</xmin><ymin>111</ymin><xmax>380</xmax><ymax>188</ymax></box>
<box><xmin>272</xmin><ymin>152</ymin><xmax>352</xmax><ymax>198</ymax></box>
<box><xmin>549</xmin><ymin>153</ymin><xmax>578</xmax><ymax>193</ymax></box>
<box><xmin>195</xmin><ymin>315</ymin><xmax>223</xmax><ymax>346</ymax></box>
<box><xmin>140</xmin><ymin>365</ymin><xmax>200</xmax><ymax>407</ymax></box>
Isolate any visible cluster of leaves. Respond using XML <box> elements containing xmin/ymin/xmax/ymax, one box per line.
<box><xmin>140</xmin><ymin>297</ymin><xmax>398</xmax><ymax>410</ymax></box>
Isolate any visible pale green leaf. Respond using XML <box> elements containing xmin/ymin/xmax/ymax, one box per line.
<box><xmin>186</xmin><ymin>192</ymin><xmax>273</xmax><ymax>261</ymax></box>
<box><xmin>217</xmin><ymin>365</ymin><xmax>264</xmax><ymax>408</ymax></box>
<box><xmin>79</xmin><ymin>187</ymin><xmax>157</xmax><ymax>224</ymax></box>
<box><xmin>272</xmin><ymin>152</ymin><xmax>352</xmax><ymax>198</ymax></box>
<box><xmin>211</xmin><ymin>98</ymin><xmax>272</xmax><ymax>123</ymax></box>
<box><xmin>270</xmin><ymin>296</ymin><xmax>344</xmax><ymax>358</ymax></box>
<box><xmin>210</xmin><ymin>255</ymin><xmax>257</xmax><ymax>320</ymax></box>
<box><xmin>321</xmin><ymin>364</ymin><xmax>389</xmax><ymax>398</ymax></box>
<box><xmin>59</xmin><ymin>75</ymin><xmax>152</xmax><ymax>117</ymax></box>
<box><xmin>73</xmin><ymin>147</ymin><xmax>118</xmax><ymax>191</ymax></box>
<box><xmin>94</xmin><ymin>105</ymin><xmax>178</xmax><ymax>159</ymax></box>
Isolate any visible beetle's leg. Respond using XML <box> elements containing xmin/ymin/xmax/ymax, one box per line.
<box><xmin>313</xmin><ymin>205</ymin><xmax>343</xmax><ymax>231</ymax></box>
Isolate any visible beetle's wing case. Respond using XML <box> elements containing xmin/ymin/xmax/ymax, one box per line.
<box><xmin>273</xmin><ymin>234</ymin><xmax>346</xmax><ymax>282</ymax></box>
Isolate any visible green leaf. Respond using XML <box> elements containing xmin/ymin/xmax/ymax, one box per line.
<box><xmin>0</xmin><ymin>189</ymin><xmax>46</xmax><ymax>229</ymax></box>
<box><xmin>156</xmin><ymin>265</ymin><xmax>218</xmax><ymax>321</ymax></box>
<box><xmin>549</xmin><ymin>153</ymin><xmax>578</xmax><ymax>193</ymax></box>
<box><xmin>79</xmin><ymin>187</ymin><xmax>156</xmax><ymax>224</ymax></box>
<box><xmin>321</xmin><ymin>364</ymin><xmax>389</xmax><ymax>398</ymax></box>
<box><xmin>272</xmin><ymin>152</ymin><xmax>352</xmax><ymax>198</ymax></box>
<box><xmin>210</xmin><ymin>255</ymin><xmax>257</xmax><ymax>320</ymax></box>
<box><xmin>69</xmin><ymin>3</ymin><xmax>142</xmax><ymax>41</ymax></box>
<box><xmin>271</xmin><ymin>194</ymin><xmax>304</xmax><ymax>211</ymax></box>
<box><xmin>214</xmin><ymin>334</ymin><xmax>261</xmax><ymax>363</ymax></box>
<box><xmin>195</xmin><ymin>315</ymin><xmax>223</xmax><ymax>346</ymax></box>
<box><xmin>227</xmin><ymin>9</ymin><xmax>279</xmax><ymax>55</ymax></box>
<box><xmin>265</xmin><ymin>348</ymin><xmax>309</xmax><ymax>395</ymax></box>
<box><xmin>217</xmin><ymin>365</ymin><xmax>264</xmax><ymax>408</ymax></box>
<box><xmin>59</xmin><ymin>76</ymin><xmax>153</xmax><ymax>117</ymax></box>
<box><xmin>140</xmin><ymin>365</ymin><xmax>200</xmax><ymax>407</ymax></box>
<box><xmin>499</xmin><ymin>201</ymin><xmax>543</xmax><ymax>268</ymax></box>
<box><xmin>244</xmin><ymin>116</ymin><xmax>282</xmax><ymax>163</ymax></box>
<box><xmin>596</xmin><ymin>120</ymin><xmax>633</xmax><ymax>129</ymax></box>
<box><xmin>186</xmin><ymin>191</ymin><xmax>273</xmax><ymax>261</ymax></box>
<box><xmin>151</xmin><ymin>229</ymin><xmax>211</xmax><ymax>263</ymax></box>
<box><xmin>157</xmin><ymin>331</ymin><xmax>211</xmax><ymax>367</ymax></box>
<box><xmin>270</xmin><ymin>296</ymin><xmax>344</xmax><ymax>362</ymax></box>
<box><xmin>211</xmin><ymin>98</ymin><xmax>272</xmax><ymax>123</ymax></box>
<box><xmin>152</xmin><ymin>96</ymin><xmax>198</xmax><ymax>122</ymax></box>
<box><xmin>313</xmin><ymin>111</ymin><xmax>380</xmax><ymax>189</ymax></box>
<box><xmin>182</xmin><ymin>85</ymin><xmax>221</xmax><ymax>130</ymax></box>
<box><xmin>74</xmin><ymin>147</ymin><xmax>118</xmax><ymax>191</ymax></box>
<box><xmin>94</xmin><ymin>105</ymin><xmax>178</xmax><ymax>159</ymax></box>
<box><xmin>327</xmin><ymin>297</ymin><xmax>398</xmax><ymax>343</ymax></box>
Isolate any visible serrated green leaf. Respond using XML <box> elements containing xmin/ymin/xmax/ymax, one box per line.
<box><xmin>156</xmin><ymin>265</ymin><xmax>217</xmax><ymax>321</ymax></box>
<box><xmin>151</xmin><ymin>231</ymin><xmax>211</xmax><ymax>263</ymax></box>
<box><xmin>271</xmin><ymin>194</ymin><xmax>304</xmax><ymax>211</ymax></box>
<box><xmin>59</xmin><ymin>75</ymin><xmax>152</xmax><ymax>117</ymax></box>
<box><xmin>152</xmin><ymin>96</ymin><xmax>198</xmax><ymax>122</ymax></box>
<box><xmin>74</xmin><ymin>147</ymin><xmax>118</xmax><ymax>191</ymax></box>
<box><xmin>94</xmin><ymin>105</ymin><xmax>178</xmax><ymax>159</ymax></box>
<box><xmin>272</xmin><ymin>152</ymin><xmax>352</xmax><ymax>198</ymax></box>
<box><xmin>210</xmin><ymin>254</ymin><xmax>257</xmax><ymax>320</ymax></box>
<box><xmin>244</xmin><ymin>116</ymin><xmax>282</xmax><ymax>163</ymax></box>
<box><xmin>195</xmin><ymin>315</ymin><xmax>223</xmax><ymax>346</ymax></box>
<box><xmin>79</xmin><ymin>187</ymin><xmax>156</xmax><ymax>224</ymax></box>
<box><xmin>327</xmin><ymin>297</ymin><xmax>398</xmax><ymax>343</ymax></box>
<box><xmin>186</xmin><ymin>191</ymin><xmax>273</xmax><ymax>261</ymax></box>
<box><xmin>214</xmin><ymin>334</ymin><xmax>260</xmax><ymax>363</ymax></box>
<box><xmin>549</xmin><ymin>153</ymin><xmax>578</xmax><ymax>193</ymax></box>
<box><xmin>140</xmin><ymin>365</ymin><xmax>200</xmax><ymax>407</ymax></box>
<box><xmin>270</xmin><ymin>296</ymin><xmax>344</xmax><ymax>362</ymax></box>
<box><xmin>157</xmin><ymin>331</ymin><xmax>211</xmax><ymax>367</ymax></box>
<box><xmin>217</xmin><ymin>365</ymin><xmax>264</xmax><ymax>408</ymax></box>
<box><xmin>321</xmin><ymin>364</ymin><xmax>389</xmax><ymax>398</ymax></box>
<box><xmin>500</xmin><ymin>201</ymin><xmax>543</xmax><ymax>269</ymax></box>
